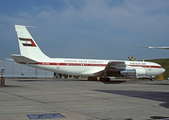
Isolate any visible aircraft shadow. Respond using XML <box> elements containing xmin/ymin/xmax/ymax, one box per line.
<box><xmin>101</xmin><ymin>79</ymin><xmax>127</xmax><ymax>84</ymax></box>
<box><xmin>15</xmin><ymin>79</ymin><xmax>49</xmax><ymax>82</ymax></box>
<box><xmin>14</xmin><ymin>79</ymin><xmax>127</xmax><ymax>84</ymax></box>
<box><xmin>94</xmin><ymin>90</ymin><xmax>169</xmax><ymax>109</ymax></box>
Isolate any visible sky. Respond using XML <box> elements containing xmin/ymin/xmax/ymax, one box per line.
<box><xmin>0</xmin><ymin>0</ymin><xmax>169</xmax><ymax>60</ymax></box>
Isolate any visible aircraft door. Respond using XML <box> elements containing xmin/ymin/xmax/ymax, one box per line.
<box><xmin>56</xmin><ymin>63</ymin><xmax>60</xmax><ymax>69</ymax></box>
<box><xmin>146</xmin><ymin>65</ymin><xmax>152</xmax><ymax>75</ymax></box>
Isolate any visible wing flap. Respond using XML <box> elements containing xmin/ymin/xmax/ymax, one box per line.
<box><xmin>105</xmin><ymin>61</ymin><xmax>126</xmax><ymax>69</ymax></box>
<box><xmin>104</xmin><ymin>61</ymin><xmax>126</xmax><ymax>76</ymax></box>
<box><xmin>81</xmin><ymin>69</ymin><xmax>104</xmax><ymax>76</ymax></box>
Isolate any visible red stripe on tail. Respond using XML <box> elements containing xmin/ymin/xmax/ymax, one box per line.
<box><xmin>29</xmin><ymin>39</ymin><xmax>36</xmax><ymax>47</ymax></box>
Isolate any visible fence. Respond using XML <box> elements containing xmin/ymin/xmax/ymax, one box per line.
<box><xmin>0</xmin><ymin>59</ymin><xmax>53</xmax><ymax>78</ymax></box>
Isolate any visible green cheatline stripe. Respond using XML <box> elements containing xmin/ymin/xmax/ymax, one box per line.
<box><xmin>19</xmin><ymin>38</ymin><xmax>30</xmax><ymax>41</ymax></box>
<box><xmin>22</xmin><ymin>43</ymin><xmax>33</xmax><ymax>46</ymax></box>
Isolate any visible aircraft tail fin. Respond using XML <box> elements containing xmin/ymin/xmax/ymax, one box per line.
<box><xmin>14</xmin><ymin>25</ymin><xmax>49</xmax><ymax>61</ymax></box>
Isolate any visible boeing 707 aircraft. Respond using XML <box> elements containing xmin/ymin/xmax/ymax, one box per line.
<box><xmin>136</xmin><ymin>46</ymin><xmax>169</xmax><ymax>49</ymax></box>
<box><xmin>11</xmin><ymin>25</ymin><xmax>165</xmax><ymax>81</ymax></box>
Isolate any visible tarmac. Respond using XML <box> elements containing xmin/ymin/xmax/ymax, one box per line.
<box><xmin>0</xmin><ymin>78</ymin><xmax>169</xmax><ymax>120</ymax></box>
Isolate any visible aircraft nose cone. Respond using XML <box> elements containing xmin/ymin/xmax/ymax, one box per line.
<box><xmin>161</xmin><ymin>68</ymin><xmax>165</xmax><ymax>74</ymax></box>
<box><xmin>163</xmin><ymin>68</ymin><xmax>165</xmax><ymax>73</ymax></box>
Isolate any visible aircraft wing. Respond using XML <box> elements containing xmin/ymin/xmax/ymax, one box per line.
<box><xmin>81</xmin><ymin>69</ymin><xmax>104</xmax><ymax>76</ymax></box>
<box><xmin>104</xmin><ymin>61</ymin><xmax>126</xmax><ymax>76</ymax></box>
<box><xmin>11</xmin><ymin>54</ymin><xmax>38</xmax><ymax>64</ymax></box>
<box><xmin>136</xmin><ymin>46</ymin><xmax>169</xmax><ymax>49</ymax></box>
<box><xmin>81</xmin><ymin>61</ymin><xmax>126</xmax><ymax>76</ymax></box>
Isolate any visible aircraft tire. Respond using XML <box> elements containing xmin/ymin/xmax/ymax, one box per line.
<box><xmin>105</xmin><ymin>78</ymin><xmax>110</xmax><ymax>82</ymax></box>
<box><xmin>99</xmin><ymin>77</ymin><xmax>110</xmax><ymax>81</ymax></box>
<box><xmin>88</xmin><ymin>77</ymin><xmax>97</xmax><ymax>81</ymax></box>
<box><xmin>149</xmin><ymin>76</ymin><xmax>154</xmax><ymax>81</ymax></box>
<box><xmin>64</xmin><ymin>75</ymin><xmax>68</xmax><ymax>79</ymax></box>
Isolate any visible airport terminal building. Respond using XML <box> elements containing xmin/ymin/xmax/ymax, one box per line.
<box><xmin>0</xmin><ymin>59</ymin><xmax>53</xmax><ymax>78</ymax></box>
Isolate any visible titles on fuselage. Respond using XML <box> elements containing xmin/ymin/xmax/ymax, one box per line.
<box><xmin>129</xmin><ymin>62</ymin><xmax>146</xmax><ymax>65</ymax></box>
<box><xmin>64</xmin><ymin>60</ymin><xmax>104</xmax><ymax>63</ymax></box>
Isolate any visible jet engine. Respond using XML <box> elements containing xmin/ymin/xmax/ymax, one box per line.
<box><xmin>120</xmin><ymin>68</ymin><xmax>146</xmax><ymax>78</ymax></box>
<box><xmin>120</xmin><ymin>69</ymin><xmax>136</xmax><ymax>76</ymax></box>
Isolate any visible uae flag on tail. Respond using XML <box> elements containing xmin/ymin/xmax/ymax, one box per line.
<box><xmin>19</xmin><ymin>38</ymin><xmax>37</xmax><ymax>47</ymax></box>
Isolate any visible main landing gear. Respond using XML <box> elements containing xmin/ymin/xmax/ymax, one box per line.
<box><xmin>87</xmin><ymin>77</ymin><xmax>111</xmax><ymax>81</ymax></box>
<box><xmin>87</xmin><ymin>77</ymin><xmax>97</xmax><ymax>81</ymax></box>
<box><xmin>99</xmin><ymin>77</ymin><xmax>110</xmax><ymax>82</ymax></box>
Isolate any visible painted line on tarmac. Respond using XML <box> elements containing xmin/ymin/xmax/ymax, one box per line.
<box><xmin>71</xmin><ymin>104</ymin><xmax>159</xmax><ymax>111</ymax></box>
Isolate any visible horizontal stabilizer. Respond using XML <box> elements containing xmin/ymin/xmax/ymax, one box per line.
<box><xmin>10</xmin><ymin>54</ymin><xmax>38</xmax><ymax>64</ymax></box>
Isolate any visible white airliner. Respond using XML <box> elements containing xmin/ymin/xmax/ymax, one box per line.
<box><xmin>11</xmin><ymin>25</ymin><xmax>165</xmax><ymax>81</ymax></box>
<box><xmin>136</xmin><ymin>46</ymin><xmax>169</xmax><ymax>49</ymax></box>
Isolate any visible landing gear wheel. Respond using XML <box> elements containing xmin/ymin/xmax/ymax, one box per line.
<box><xmin>58</xmin><ymin>74</ymin><xmax>62</xmax><ymax>79</ymax></box>
<box><xmin>99</xmin><ymin>77</ymin><xmax>104</xmax><ymax>81</ymax></box>
<box><xmin>99</xmin><ymin>77</ymin><xmax>110</xmax><ymax>81</ymax></box>
<box><xmin>149</xmin><ymin>76</ymin><xmax>154</xmax><ymax>81</ymax></box>
<box><xmin>105</xmin><ymin>78</ymin><xmax>110</xmax><ymax>82</ymax></box>
<box><xmin>88</xmin><ymin>77</ymin><xmax>97</xmax><ymax>81</ymax></box>
<box><xmin>64</xmin><ymin>75</ymin><xmax>68</xmax><ymax>79</ymax></box>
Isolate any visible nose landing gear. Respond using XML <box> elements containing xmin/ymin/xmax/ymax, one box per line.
<box><xmin>149</xmin><ymin>76</ymin><xmax>154</xmax><ymax>81</ymax></box>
